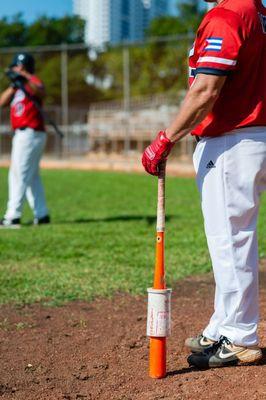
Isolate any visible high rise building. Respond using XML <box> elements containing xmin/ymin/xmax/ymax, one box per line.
<box><xmin>73</xmin><ymin>0</ymin><xmax>110</xmax><ymax>46</ymax></box>
<box><xmin>73</xmin><ymin>0</ymin><xmax>170</xmax><ymax>47</ymax></box>
<box><xmin>148</xmin><ymin>0</ymin><xmax>169</xmax><ymax>20</ymax></box>
<box><xmin>110</xmin><ymin>0</ymin><xmax>145</xmax><ymax>44</ymax></box>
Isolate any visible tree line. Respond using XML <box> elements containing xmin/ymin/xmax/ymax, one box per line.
<box><xmin>0</xmin><ymin>1</ymin><xmax>203</xmax><ymax>107</ymax></box>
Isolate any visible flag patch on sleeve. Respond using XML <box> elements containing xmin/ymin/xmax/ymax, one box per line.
<box><xmin>205</xmin><ymin>37</ymin><xmax>223</xmax><ymax>51</ymax></box>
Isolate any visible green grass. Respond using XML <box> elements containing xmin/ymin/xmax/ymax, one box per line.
<box><xmin>0</xmin><ymin>168</ymin><xmax>265</xmax><ymax>305</ymax></box>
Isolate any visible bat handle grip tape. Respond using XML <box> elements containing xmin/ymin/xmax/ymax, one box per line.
<box><xmin>157</xmin><ymin>162</ymin><xmax>166</xmax><ymax>232</ymax></box>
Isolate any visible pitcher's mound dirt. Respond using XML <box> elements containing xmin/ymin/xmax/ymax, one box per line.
<box><xmin>0</xmin><ymin>267</ymin><xmax>265</xmax><ymax>400</ymax></box>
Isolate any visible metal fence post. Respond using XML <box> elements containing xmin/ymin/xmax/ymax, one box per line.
<box><xmin>123</xmin><ymin>46</ymin><xmax>130</xmax><ymax>153</ymax></box>
<box><xmin>61</xmin><ymin>44</ymin><xmax>69</xmax><ymax>157</ymax></box>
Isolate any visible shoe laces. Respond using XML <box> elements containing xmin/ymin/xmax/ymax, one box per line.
<box><xmin>219</xmin><ymin>336</ymin><xmax>232</xmax><ymax>346</ymax></box>
<box><xmin>212</xmin><ymin>336</ymin><xmax>232</xmax><ymax>354</ymax></box>
<box><xmin>203</xmin><ymin>336</ymin><xmax>232</xmax><ymax>355</ymax></box>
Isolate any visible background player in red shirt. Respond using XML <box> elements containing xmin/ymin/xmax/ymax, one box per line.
<box><xmin>0</xmin><ymin>53</ymin><xmax>50</xmax><ymax>228</ymax></box>
<box><xmin>143</xmin><ymin>0</ymin><xmax>266</xmax><ymax>368</ymax></box>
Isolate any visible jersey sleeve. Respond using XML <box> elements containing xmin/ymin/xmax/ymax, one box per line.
<box><xmin>195</xmin><ymin>9</ymin><xmax>246</xmax><ymax>76</ymax></box>
<box><xmin>26</xmin><ymin>75</ymin><xmax>45</xmax><ymax>98</ymax></box>
<box><xmin>29</xmin><ymin>75</ymin><xmax>45</xmax><ymax>89</ymax></box>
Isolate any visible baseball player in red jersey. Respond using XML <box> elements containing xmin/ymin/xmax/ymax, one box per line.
<box><xmin>142</xmin><ymin>0</ymin><xmax>266</xmax><ymax>368</ymax></box>
<box><xmin>0</xmin><ymin>53</ymin><xmax>50</xmax><ymax>228</ymax></box>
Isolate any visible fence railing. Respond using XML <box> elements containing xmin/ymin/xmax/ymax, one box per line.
<box><xmin>0</xmin><ymin>92</ymin><xmax>196</xmax><ymax>163</ymax></box>
<box><xmin>0</xmin><ymin>33</ymin><xmax>197</xmax><ymax>164</ymax></box>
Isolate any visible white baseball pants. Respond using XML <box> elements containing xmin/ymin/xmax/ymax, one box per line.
<box><xmin>193</xmin><ymin>127</ymin><xmax>266</xmax><ymax>346</ymax></box>
<box><xmin>5</xmin><ymin>128</ymin><xmax>48</xmax><ymax>220</ymax></box>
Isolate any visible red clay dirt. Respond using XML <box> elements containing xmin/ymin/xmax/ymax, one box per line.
<box><xmin>0</xmin><ymin>265</ymin><xmax>265</xmax><ymax>400</ymax></box>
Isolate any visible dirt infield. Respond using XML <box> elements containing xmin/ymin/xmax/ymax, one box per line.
<box><xmin>0</xmin><ymin>267</ymin><xmax>265</xmax><ymax>400</ymax></box>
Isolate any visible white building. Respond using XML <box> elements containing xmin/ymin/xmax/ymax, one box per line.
<box><xmin>73</xmin><ymin>0</ymin><xmax>110</xmax><ymax>46</ymax></box>
<box><xmin>73</xmin><ymin>0</ymin><xmax>170</xmax><ymax>47</ymax></box>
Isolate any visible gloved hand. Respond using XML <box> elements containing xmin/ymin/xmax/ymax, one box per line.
<box><xmin>142</xmin><ymin>131</ymin><xmax>174</xmax><ymax>176</ymax></box>
<box><xmin>5</xmin><ymin>69</ymin><xmax>27</xmax><ymax>89</ymax></box>
<box><xmin>10</xmin><ymin>80</ymin><xmax>23</xmax><ymax>90</ymax></box>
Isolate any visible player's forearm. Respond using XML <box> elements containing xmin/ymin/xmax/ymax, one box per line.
<box><xmin>21</xmin><ymin>71</ymin><xmax>45</xmax><ymax>99</ymax></box>
<box><xmin>165</xmin><ymin>74</ymin><xmax>226</xmax><ymax>142</ymax></box>
<box><xmin>27</xmin><ymin>81</ymin><xmax>45</xmax><ymax>99</ymax></box>
<box><xmin>165</xmin><ymin>89</ymin><xmax>217</xmax><ymax>141</ymax></box>
<box><xmin>0</xmin><ymin>87</ymin><xmax>15</xmax><ymax>107</ymax></box>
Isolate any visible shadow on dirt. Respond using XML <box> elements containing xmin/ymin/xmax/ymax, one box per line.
<box><xmin>167</xmin><ymin>366</ymin><xmax>196</xmax><ymax>377</ymax></box>
<box><xmin>261</xmin><ymin>347</ymin><xmax>266</xmax><ymax>360</ymax></box>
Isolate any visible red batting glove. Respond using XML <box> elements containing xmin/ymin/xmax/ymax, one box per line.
<box><xmin>142</xmin><ymin>131</ymin><xmax>174</xmax><ymax>176</ymax></box>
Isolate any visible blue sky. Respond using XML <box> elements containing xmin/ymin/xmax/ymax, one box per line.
<box><xmin>0</xmin><ymin>0</ymin><xmax>72</xmax><ymax>22</ymax></box>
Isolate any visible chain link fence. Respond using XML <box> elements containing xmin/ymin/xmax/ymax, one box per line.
<box><xmin>0</xmin><ymin>34</ymin><xmax>196</xmax><ymax>164</ymax></box>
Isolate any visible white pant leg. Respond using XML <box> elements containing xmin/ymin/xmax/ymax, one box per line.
<box><xmin>193</xmin><ymin>128</ymin><xmax>266</xmax><ymax>346</ymax></box>
<box><xmin>5</xmin><ymin>129</ymin><xmax>48</xmax><ymax>220</ymax></box>
<box><xmin>25</xmin><ymin>133</ymin><xmax>48</xmax><ymax>219</ymax></box>
<box><xmin>26</xmin><ymin>173</ymin><xmax>48</xmax><ymax>219</ymax></box>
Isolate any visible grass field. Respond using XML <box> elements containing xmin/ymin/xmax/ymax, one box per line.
<box><xmin>0</xmin><ymin>168</ymin><xmax>266</xmax><ymax>305</ymax></box>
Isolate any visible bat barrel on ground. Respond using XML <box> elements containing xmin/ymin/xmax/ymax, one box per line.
<box><xmin>147</xmin><ymin>162</ymin><xmax>172</xmax><ymax>379</ymax></box>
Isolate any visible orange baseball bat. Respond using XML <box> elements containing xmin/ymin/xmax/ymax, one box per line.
<box><xmin>149</xmin><ymin>161</ymin><xmax>168</xmax><ymax>379</ymax></box>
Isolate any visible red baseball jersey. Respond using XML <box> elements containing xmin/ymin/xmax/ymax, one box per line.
<box><xmin>189</xmin><ymin>0</ymin><xmax>266</xmax><ymax>137</ymax></box>
<box><xmin>10</xmin><ymin>75</ymin><xmax>45</xmax><ymax>131</ymax></box>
